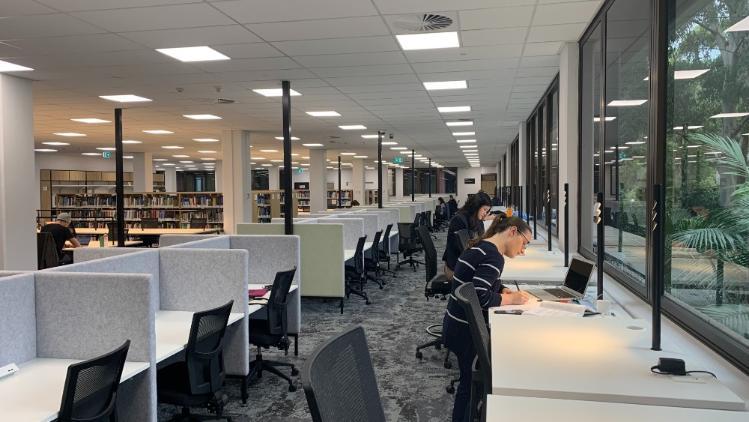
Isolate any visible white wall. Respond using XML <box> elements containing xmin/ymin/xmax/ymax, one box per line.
<box><xmin>456</xmin><ymin>167</ymin><xmax>482</xmax><ymax>204</ymax></box>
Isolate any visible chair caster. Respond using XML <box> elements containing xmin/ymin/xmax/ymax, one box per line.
<box><xmin>291</xmin><ymin>367</ymin><xmax>299</xmax><ymax>376</ymax></box>
<box><xmin>415</xmin><ymin>351</ymin><xmax>423</xmax><ymax>360</ymax></box>
<box><xmin>289</xmin><ymin>384</ymin><xmax>297</xmax><ymax>392</ymax></box>
<box><xmin>446</xmin><ymin>385</ymin><xmax>455</xmax><ymax>394</ymax></box>
<box><xmin>444</xmin><ymin>361</ymin><xmax>452</xmax><ymax>369</ymax></box>
<box><xmin>365</xmin><ymin>300</ymin><xmax>371</xmax><ymax>305</ymax></box>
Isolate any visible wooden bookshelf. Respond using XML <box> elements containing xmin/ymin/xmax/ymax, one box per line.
<box><xmin>327</xmin><ymin>189</ymin><xmax>353</xmax><ymax>209</ymax></box>
<box><xmin>253</xmin><ymin>190</ymin><xmax>281</xmax><ymax>223</ymax></box>
<box><xmin>365</xmin><ymin>189</ymin><xmax>379</xmax><ymax>205</ymax></box>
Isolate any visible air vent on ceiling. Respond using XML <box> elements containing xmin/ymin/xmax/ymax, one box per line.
<box><xmin>394</xmin><ymin>14</ymin><xmax>453</xmax><ymax>32</ymax></box>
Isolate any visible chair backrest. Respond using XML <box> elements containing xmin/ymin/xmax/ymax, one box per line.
<box><xmin>397</xmin><ymin>222</ymin><xmax>412</xmax><ymax>251</ymax></box>
<box><xmin>368</xmin><ymin>230</ymin><xmax>382</xmax><ymax>260</ymax></box>
<box><xmin>417</xmin><ymin>225</ymin><xmax>437</xmax><ymax>282</ymax></box>
<box><xmin>381</xmin><ymin>224</ymin><xmax>392</xmax><ymax>254</ymax></box>
<box><xmin>266</xmin><ymin>268</ymin><xmax>297</xmax><ymax>336</ymax></box>
<box><xmin>189</xmin><ymin>218</ymin><xmax>207</xmax><ymax>229</ymax></box>
<box><xmin>455</xmin><ymin>229</ymin><xmax>472</xmax><ymax>253</ymax></box>
<box><xmin>58</xmin><ymin>340</ymin><xmax>131</xmax><ymax>422</ymax></box>
<box><xmin>425</xmin><ymin>210</ymin><xmax>432</xmax><ymax>228</ymax></box>
<box><xmin>302</xmin><ymin>325</ymin><xmax>386</xmax><ymax>422</ymax></box>
<box><xmin>453</xmin><ymin>284</ymin><xmax>492</xmax><ymax>387</ymax></box>
<box><xmin>185</xmin><ymin>300</ymin><xmax>234</xmax><ymax>396</ymax></box>
<box><xmin>413</xmin><ymin>213</ymin><xmax>420</xmax><ymax>226</ymax></box>
<box><xmin>140</xmin><ymin>218</ymin><xmax>159</xmax><ymax>228</ymax></box>
<box><xmin>352</xmin><ymin>235</ymin><xmax>367</xmax><ymax>274</ymax></box>
<box><xmin>37</xmin><ymin>231</ymin><xmax>59</xmax><ymax>269</ymax></box>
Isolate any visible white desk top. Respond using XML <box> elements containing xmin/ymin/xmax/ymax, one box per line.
<box><xmin>500</xmin><ymin>257</ymin><xmax>570</xmax><ymax>282</ymax></box>
<box><xmin>248</xmin><ymin>284</ymin><xmax>299</xmax><ymax>314</ymax></box>
<box><xmin>489</xmin><ymin>314</ymin><xmax>746</xmax><ymax>411</ymax></box>
<box><xmin>486</xmin><ymin>395</ymin><xmax>748</xmax><ymax>422</ymax></box>
<box><xmin>155</xmin><ymin>310</ymin><xmax>244</xmax><ymax>362</ymax></box>
<box><xmin>0</xmin><ymin>358</ymin><xmax>149</xmax><ymax>422</ymax></box>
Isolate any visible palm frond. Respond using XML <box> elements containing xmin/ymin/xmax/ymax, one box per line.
<box><xmin>671</xmin><ymin>226</ymin><xmax>744</xmax><ymax>252</ymax></box>
<box><xmin>687</xmin><ymin>132</ymin><xmax>749</xmax><ymax>178</ymax></box>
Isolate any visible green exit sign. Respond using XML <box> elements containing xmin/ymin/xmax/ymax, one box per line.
<box><xmin>102</xmin><ymin>151</ymin><xmax>112</xmax><ymax>159</ymax></box>
<box><xmin>392</xmin><ymin>157</ymin><xmax>403</xmax><ymax>164</ymax></box>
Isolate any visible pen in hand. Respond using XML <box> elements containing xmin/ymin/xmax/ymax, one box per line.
<box><xmin>514</xmin><ymin>280</ymin><xmax>521</xmax><ymax>292</ymax></box>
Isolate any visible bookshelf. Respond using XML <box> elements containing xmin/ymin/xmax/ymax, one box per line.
<box><xmin>293</xmin><ymin>182</ymin><xmax>310</xmax><ymax>213</ymax></box>
<box><xmin>253</xmin><ymin>190</ymin><xmax>281</xmax><ymax>223</ymax></box>
<box><xmin>327</xmin><ymin>189</ymin><xmax>353</xmax><ymax>209</ymax></box>
<box><xmin>365</xmin><ymin>189</ymin><xmax>379</xmax><ymax>205</ymax></box>
<box><xmin>279</xmin><ymin>191</ymin><xmax>299</xmax><ymax>218</ymax></box>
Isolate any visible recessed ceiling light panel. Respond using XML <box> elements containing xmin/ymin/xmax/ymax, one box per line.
<box><xmin>423</xmin><ymin>80</ymin><xmax>467</xmax><ymax>90</ymax></box>
<box><xmin>0</xmin><ymin>60</ymin><xmax>33</xmax><ymax>72</ymax></box>
<box><xmin>183</xmin><ymin>114</ymin><xmax>222</xmax><ymax>120</ymax></box>
<box><xmin>71</xmin><ymin>118</ymin><xmax>110</xmax><ymax>124</ymax></box>
<box><xmin>338</xmin><ymin>125</ymin><xmax>367</xmax><ymax>130</ymax></box>
<box><xmin>396</xmin><ymin>32</ymin><xmax>460</xmax><ymax>51</ymax></box>
<box><xmin>99</xmin><ymin>94</ymin><xmax>151</xmax><ymax>103</ymax></box>
<box><xmin>156</xmin><ymin>46</ymin><xmax>230</xmax><ymax>62</ymax></box>
<box><xmin>306</xmin><ymin>111</ymin><xmax>340</xmax><ymax>117</ymax></box>
<box><xmin>252</xmin><ymin>88</ymin><xmax>301</xmax><ymax>97</ymax></box>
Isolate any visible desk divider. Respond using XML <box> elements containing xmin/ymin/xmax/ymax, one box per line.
<box><xmin>318</xmin><ymin>218</ymin><xmax>364</xmax><ymax>250</ymax></box>
<box><xmin>0</xmin><ymin>270</ymin><xmax>26</xmax><ymax>277</ymax></box>
<box><xmin>330</xmin><ymin>214</ymin><xmax>378</xmax><ymax>241</ymax></box>
<box><xmin>158</xmin><ymin>234</ymin><xmax>221</xmax><ymax>248</ymax></box>
<box><xmin>72</xmin><ymin>247</ymin><xmax>145</xmax><ymax>262</ymax></box>
<box><xmin>0</xmin><ymin>273</ymin><xmax>36</xmax><ymax>367</ymax></box>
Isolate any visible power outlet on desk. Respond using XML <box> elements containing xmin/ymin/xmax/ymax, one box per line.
<box><xmin>0</xmin><ymin>363</ymin><xmax>19</xmax><ymax>380</ymax></box>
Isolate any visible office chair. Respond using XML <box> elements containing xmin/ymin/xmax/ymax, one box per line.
<box><xmin>158</xmin><ymin>301</ymin><xmax>234</xmax><ymax>421</ymax></box>
<box><xmin>345</xmin><ymin>236</ymin><xmax>370</xmax><ymax>305</ymax></box>
<box><xmin>364</xmin><ymin>230</ymin><xmax>385</xmax><ymax>289</ymax></box>
<box><xmin>58</xmin><ymin>340</ymin><xmax>131</xmax><ymax>422</ymax></box>
<box><xmin>189</xmin><ymin>217</ymin><xmax>207</xmax><ymax>229</ymax></box>
<box><xmin>414</xmin><ymin>225</ymin><xmax>453</xmax><ymax>370</ymax></box>
<box><xmin>377</xmin><ymin>224</ymin><xmax>397</xmax><ymax>277</ymax></box>
<box><xmin>37</xmin><ymin>231</ymin><xmax>59</xmax><ymax>269</ymax></box>
<box><xmin>454</xmin><ymin>283</ymin><xmax>492</xmax><ymax>422</ymax></box>
<box><xmin>301</xmin><ymin>325</ymin><xmax>386</xmax><ymax>422</ymax></box>
<box><xmin>396</xmin><ymin>222</ymin><xmax>423</xmax><ymax>271</ymax></box>
<box><xmin>455</xmin><ymin>229</ymin><xmax>473</xmax><ymax>252</ymax></box>
<box><xmin>248</xmin><ymin>268</ymin><xmax>298</xmax><ymax>392</ymax></box>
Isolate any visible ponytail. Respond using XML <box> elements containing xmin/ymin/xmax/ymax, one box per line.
<box><xmin>467</xmin><ymin>214</ymin><xmax>530</xmax><ymax>248</ymax></box>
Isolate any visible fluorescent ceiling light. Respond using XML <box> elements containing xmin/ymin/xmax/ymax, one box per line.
<box><xmin>453</xmin><ymin>132</ymin><xmax>475</xmax><ymax>136</ymax></box>
<box><xmin>252</xmin><ymin>88</ymin><xmax>301</xmax><ymax>97</ymax></box>
<box><xmin>339</xmin><ymin>125</ymin><xmax>367</xmax><ymax>130</ymax></box>
<box><xmin>726</xmin><ymin>16</ymin><xmax>749</xmax><ymax>32</ymax></box>
<box><xmin>162</xmin><ymin>163</ymin><xmax>176</xmax><ymax>166</ymax></box>
<box><xmin>201</xmin><ymin>158</ymin><xmax>217</xmax><ymax>161</ymax></box>
<box><xmin>172</xmin><ymin>154</ymin><xmax>190</xmax><ymax>158</ymax></box>
<box><xmin>456</xmin><ymin>139</ymin><xmax>476</xmax><ymax>144</ymax></box>
<box><xmin>99</xmin><ymin>94</ymin><xmax>151</xmax><ymax>103</ymax></box>
<box><xmin>122</xmin><ymin>140</ymin><xmax>141</xmax><ymax>144</ymax></box>
<box><xmin>153</xmin><ymin>158</ymin><xmax>168</xmax><ymax>162</ymax></box>
<box><xmin>446</xmin><ymin>121</ymin><xmax>473</xmax><ymax>127</ymax></box>
<box><xmin>423</xmin><ymin>80</ymin><xmax>467</xmax><ymax>90</ymax></box>
<box><xmin>301</xmin><ymin>163</ymin><xmax>310</xmax><ymax>167</ymax></box>
<box><xmin>459</xmin><ymin>145</ymin><xmax>476</xmax><ymax>149</ymax></box>
<box><xmin>179</xmin><ymin>160</ymin><xmax>194</xmax><ymax>164</ymax></box>
<box><xmin>81</xmin><ymin>152</ymin><xmax>100</xmax><ymax>156</ymax></box>
<box><xmin>399</xmin><ymin>151</ymin><xmax>412</xmax><ymax>155</ymax></box>
<box><xmin>123</xmin><ymin>156</ymin><xmax>133</xmax><ymax>159</ymax></box>
<box><xmin>686</xmin><ymin>145</ymin><xmax>701</xmax><ymax>148</ymax></box>
<box><xmin>710</xmin><ymin>112</ymin><xmax>749</xmax><ymax>118</ymax></box>
<box><xmin>340</xmin><ymin>152</ymin><xmax>357</xmax><ymax>156</ymax></box>
<box><xmin>438</xmin><ymin>106</ymin><xmax>471</xmax><ymax>113</ymax></box>
<box><xmin>391</xmin><ymin>147</ymin><xmax>407</xmax><ymax>150</ymax></box>
<box><xmin>156</xmin><ymin>46</ymin><xmax>229</xmax><ymax>62</ymax></box>
<box><xmin>261</xmin><ymin>163</ymin><xmax>273</xmax><ymax>167</ymax></box>
<box><xmin>361</xmin><ymin>134</ymin><xmax>379</xmax><ymax>139</ymax></box>
<box><xmin>306</xmin><ymin>111</ymin><xmax>340</xmax><ymax>117</ymax></box>
<box><xmin>198</xmin><ymin>150</ymin><xmax>216</xmax><ymax>154</ymax></box>
<box><xmin>183</xmin><ymin>114</ymin><xmax>222</xmax><ymax>120</ymax></box>
<box><xmin>42</xmin><ymin>142</ymin><xmax>69</xmax><ymax>146</ymax></box>
<box><xmin>593</xmin><ymin>116</ymin><xmax>616</xmax><ymax>122</ymax></box>
<box><xmin>162</xmin><ymin>146</ymin><xmax>183</xmax><ymax>149</ymax></box>
<box><xmin>274</xmin><ymin>136</ymin><xmax>300</xmax><ymax>140</ymax></box>
<box><xmin>608</xmin><ymin>99</ymin><xmax>647</xmax><ymax>107</ymax></box>
<box><xmin>54</xmin><ymin>132</ymin><xmax>86</xmax><ymax>137</ymax></box>
<box><xmin>96</xmin><ymin>147</ymin><xmax>116</xmax><ymax>151</ymax></box>
<box><xmin>354</xmin><ymin>155</ymin><xmax>368</xmax><ymax>158</ymax></box>
<box><xmin>0</xmin><ymin>60</ymin><xmax>33</xmax><ymax>72</ymax></box>
<box><xmin>193</xmin><ymin>138</ymin><xmax>220</xmax><ymax>143</ymax></box>
<box><xmin>143</xmin><ymin>129</ymin><xmax>173</xmax><ymax>134</ymax></box>
<box><xmin>381</xmin><ymin>141</ymin><xmax>397</xmax><ymax>145</ymax></box>
<box><xmin>396</xmin><ymin>31</ymin><xmax>460</xmax><ymax>51</ymax></box>
<box><xmin>625</xmin><ymin>141</ymin><xmax>646</xmax><ymax>145</ymax></box>
<box><xmin>71</xmin><ymin>118</ymin><xmax>110</xmax><ymax>124</ymax></box>
<box><xmin>674</xmin><ymin>69</ymin><xmax>710</xmax><ymax>80</ymax></box>
<box><xmin>260</xmin><ymin>149</ymin><xmax>278</xmax><ymax>153</ymax></box>
<box><xmin>303</xmin><ymin>143</ymin><xmax>324</xmax><ymax>147</ymax></box>
<box><xmin>271</xmin><ymin>159</ymin><xmax>283</xmax><ymax>163</ymax></box>
<box><xmin>35</xmin><ymin>148</ymin><xmax>57</xmax><ymax>152</ymax></box>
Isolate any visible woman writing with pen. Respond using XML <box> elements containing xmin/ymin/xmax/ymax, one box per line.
<box><xmin>442</xmin><ymin>214</ymin><xmax>533</xmax><ymax>422</ymax></box>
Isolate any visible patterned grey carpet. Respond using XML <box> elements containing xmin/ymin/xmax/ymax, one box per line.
<box><xmin>158</xmin><ymin>230</ymin><xmax>456</xmax><ymax>421</ymax></box>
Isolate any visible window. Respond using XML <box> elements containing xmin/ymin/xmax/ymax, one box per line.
<box><xmin>550</xmin><ymin>90</ymin><xmax>560</xmax><ymax>236</ymax></box>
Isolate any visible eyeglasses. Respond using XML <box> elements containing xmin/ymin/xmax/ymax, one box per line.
<box><xmin>518</xmin><ymin>230</ymin><xmax>530</xmax><ymax>247</ymax></box>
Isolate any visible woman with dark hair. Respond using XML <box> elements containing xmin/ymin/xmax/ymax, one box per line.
<box><xmin>442</xmin><ymin>191</ymin><xmax>493</xmax><ymax>279</ymax></box>
<box><xmin>442</xmin><ymin>215</ymin><xmax>532</xmax><ymax>421</ymax></box>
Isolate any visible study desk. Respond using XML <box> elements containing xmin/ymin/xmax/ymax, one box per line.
<box><xmin>486</xmin><ymin>395</ymin><xmax>748</xmax><ymax>422</ymax></box>
<box><xmin>65</xmin><ymin>240</ymin><xmax>142</xmax><ymax>250</ymax></box>
<box><xmin>0</xmin><ymin>358</ymin><xmax>149</xmax><ymax>422</ymax></box>
<box><xmin>248</xmin><ymin>283</ymin><xmax>300</xmax><ymax>314</ymax></box>
<box><xmin>488</xmin><ymin>314</ymin><xmax>746</xmax><ymax>411</ymax></box>
<box><xmin>75</xmin><ymin>228</ymin><xmax>220</xmax><ymax>236</ymax></box>
<box><xmin>155</xmin><ymin>310</ymin><xmax>244</xmax><ymax>362</ymax></box>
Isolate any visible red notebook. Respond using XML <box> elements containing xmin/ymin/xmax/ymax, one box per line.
<box><xmin>248</xmin><ymin>288</ymin><xmax>268</xmax><ymax>298</ymax></box>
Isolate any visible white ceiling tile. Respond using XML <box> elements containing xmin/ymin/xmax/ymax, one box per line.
<box><xmin>211</xmin><ymin>0</ymin><xmax>378</xmax><ymax>23</ymax></box>
<box><xmin>461</xmin><ymin>28</ymin><xmax>528</xmax><ymax>47</ymax></box>
<box><xmin>523</xmin><ymin>41</ymin><xmax>563</xmax><ymax>56</ymax></box>
<box><xmin>411</xmin><ymin>58</ymin><xmax>519</xmax><ymax>73</ymax></box>
<box><xmin>295</xmin><ymin>51</ymin><xmax>406</xmax><ymax>68</ymax></box>
<box><xmin>0</xmin><ymin>14</ymin><xmax>105</xmax><ymax>38</ymax></box>
<box><xmin>406</xmin><ymin>45</ymin><xmax>523</xmax><ymax>63</ymax></box>
<box><xmin>272</xmin><ymin>36</ymin><xmax>398</xmax><ymax>56</ymax></box>
<box><xmin>527</xmin><ymin>23</ymin><xmax>588</xmax><ymax>43</ymax></box>
<box><xmin>190</xmin><ymin>56</ymin><xmax>299</xmax><ymax>72</ymax></box>
<box><xmin>72</xmin><ymin>4</ymin><xmax>234</xmax><ymax>32</ymax></box>
<box><xmin>0</xmin><ymin>0</ymin><xmax>57</xmax><ymax>16</ymax></box>
<box><xmin>459</xmin><ymin>6</ymin><xmax>534</xmax><ymax>30</ymax></box>
<box><xmin>245</xmin><ymin>16</ymin><xmax>390</xmax><ymax>41</ymax></box>
<box><xmin>209</xmin><ymin>42</ymin><xmax>283</xmax><ymax>59</ymax></box>
<box><xmin>9</xmin><ymin>34</ymin><xmax>144</xmax><ymax>56</ymax></box>
<box><xmin>310</xmin><ymin>63</ymin><xmax>413</xmax><ymax>78</ymax></box>
<box><xmin>520</xmin><ymin>55</ymin><xmax>559</xmax><ymax>67</ymax></box>
<box><xmin>326</xmin><ymin>73</ymin><xmax>419</xmax><ymax>87</ymax></box>
<box><xmin>36</xmin><ymin>0</ymin><xmax>198</xmax><ymax>12</ymax></box>
<box><xmin>120</xmin><ymin>25</ymin><xmax>263</xmax><ymax>48</ymax></box>
<box><xmin>533</xmin><ymin>1</ymin><xmax>601</xmax><ymax>26</ymax></box>
<box><xmin>373</xmin><ymin>0</ymin><xmax>527</xmax><ymax>15</ymax></box>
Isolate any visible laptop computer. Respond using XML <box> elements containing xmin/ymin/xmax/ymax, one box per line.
<box><xmin>525</xmin><ymin>258</ymin><xmax>595</xmax><ymax>301</ymax></box>
<box><xmin>77</xmin><ymin>235</ymin><xmax>92</xmax><ymax>246</ymax></box>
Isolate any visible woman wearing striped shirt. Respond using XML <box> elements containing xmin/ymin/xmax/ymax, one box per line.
<box><xmin>442</xmin><ymin>215</ymin><xmax>532</xmax><ymax>422</ymax></box>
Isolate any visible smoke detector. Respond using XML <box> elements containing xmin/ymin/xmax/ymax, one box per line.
<box><xmin>393</xmin><ymin>13</ymin><xmax>454</xmax><ymax>32</ymax></box>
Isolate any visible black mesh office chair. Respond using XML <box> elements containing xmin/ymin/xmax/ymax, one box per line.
<box><xmin>58</xmin><ymin>340</ymin><xmax>131</xmax><ymax>422</ymax></box>
<box><xmin>364</xmin><ymin>230</ymin><xmax>385</xmax><ymax>289</ymax></box>
<box><xmin>189</xmin><ymin>218</ymin><xmax>207</xmax><ymax>229</ymax></box>
<box><xmin>377</xmin><ymin>224</ymin><xmax>397</xmax><ymax>277</ymax></box>
<box><xmin>158</xmin><ymin>301</ymin><xmax>234</xmax><ymax>421</ymax></box>
<box><xmin>345</xmin><ymin>236</ymin><xmax>370</xmax><ymax>305</ymax></box>
<box><xmin>396</xmin><ymin>222</ymin><xmax>423</xmax><ymax>271</ymax></box>
<box><xmin>248</xmin><ymin>268</ymin><xmax>298</xmax><ymax>392</ymax></box>
<box><xmin>301</xmin><ymin>325</ymin><xmax>386</xmax><ymax>422</ymax></box>
<box><xmin>455</xmin><ymin>229</ymin><xmax>473</xmax><ymax>252</ymax></box>
<box><xmin>454</xmin><ymin>283</ymin><xmax>492</xmax><ymax>422</ymax></box>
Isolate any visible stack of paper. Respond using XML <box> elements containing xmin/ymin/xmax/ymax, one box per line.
<box><xmin>523</xmin><ymin>301</ymin><xmax>586</xmax><ymax>317</ymax></box>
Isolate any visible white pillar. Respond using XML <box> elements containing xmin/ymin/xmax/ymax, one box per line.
<box><xmin>165</xmin><ymin>168</ymin><xmax>177</xmax><ymax>192</ymax></box>
<box><xmin>214</xmin><ymin>161</ymin><xmax>222</xmax><ymax>192</ymax></box>
<box><xmin>268</xmin><ymin>166</ymin><xmax>280</xmax><ymax>190</ymax></box>
<box><xmin>352</xmin><ymin>158</ymin><xmax>365</xmax><ymax>204</ymax></box>
<box><xmin>0</xmin><ymin>74</ymin><xmax>36</xmax><ymax>270</ymax></box>
<box><xmin>132</xmin><ymin>152</ymin><xmax>153</xmax><ymax>192</ymax></box>
<box><xmin>309</xmin><ymin>149</ymin><xmax>327</xmax><ymax>212</ymax></box>
<box><xmin>559</xmin><ymin>42</ymin><xmax>580</xmax><ymax>253</ymax></box>
<box><xmin>380</xmin><ymin>165</ymin><xmax>389</xmax><ymax>204</ymax></box>
<box><xmin>221</xmin><ymin>130</ymin><xmax>251</xmax><ymax>233</ymax></box>
<box><xmin>395</xmin><ymin>167</ymin><xmax>404</xmax><ymax>198</ymax></box>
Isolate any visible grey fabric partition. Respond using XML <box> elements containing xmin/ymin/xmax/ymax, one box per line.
<box><xmin>0</xmin><ymin>273</ymin><xmax>36</xmax><ymax>367</ymax></box>
<box><xmin>318</xmin><ymin>217</ymin><xmax>364</xmax><ymax>250</ymax></box>
<box><xmin>72</xmin><ymin>247</ymin><xmax>142</xmax><ymax>263</ymax></box>
<box><xmin>0</xmin><ymin>270</ymin><xmax>26</xmax><ymax>277</ymax></box>
<box><xmin>158</xmin><ymin>234</ymin><xmax>221</xmax><ymax>248</ymax></box>
<box><xmin>160</xmin><ymin>235</ymin><xmax>229</xmax><ymax>249</ymax></box>
<box><xmin>158</xmin><ymin>248</ymin><xmax>249</xmax><ymax>376</ymax></box>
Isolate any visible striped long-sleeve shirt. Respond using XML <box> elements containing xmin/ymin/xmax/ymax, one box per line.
<box><xmin>444</xmin><ymin>240</ymin><xmax>506</xmax><ymax>325</ymax></box>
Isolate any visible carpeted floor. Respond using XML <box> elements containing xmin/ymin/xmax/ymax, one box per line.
<box><xmin>158</xmin><ymin>230</ymin><xmax>457</xmax><ymax>421</ymax></box>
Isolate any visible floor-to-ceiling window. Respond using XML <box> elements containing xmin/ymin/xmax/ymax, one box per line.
<box><xmin>550</xmin><ymin>90</ymin><xmax>560</xmax><ymax>236</ymax></box>
<box><xmin>665</xmin><ymin>0</ymin><xmax>749</xmax><ymax>365</ymax></box>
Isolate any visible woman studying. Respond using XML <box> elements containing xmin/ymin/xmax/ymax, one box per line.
<box><xmin>442</xmin><ymin>215</ymin><xmax>532</xmax><ymax>422</ymax></box>
<box><xmin>442</xmin><ymin>192</ymin><xmax>494</xmax><ymax>279</ymax></box>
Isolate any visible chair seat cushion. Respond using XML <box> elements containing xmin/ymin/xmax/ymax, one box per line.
<box><xmin>157</xmin><ymin>362</ymin><xmax>214</xmax><ymax>407</ymax></box>
<box><xmin>249</xmin><ymin>318</ymin><xmax>283</xmax><ymax>347</ymax></box>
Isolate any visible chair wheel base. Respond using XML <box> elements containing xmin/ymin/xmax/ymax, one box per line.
<box><xmin>415</xmin><ymin>351</ymin><xmax>423</xmax><ymax>359</ymax></box>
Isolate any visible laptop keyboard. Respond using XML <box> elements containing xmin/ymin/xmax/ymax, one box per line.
<box><xmin>545</xmin><ymin>288</ymin><xmax>573</xmax><ymax>298</ymax></box>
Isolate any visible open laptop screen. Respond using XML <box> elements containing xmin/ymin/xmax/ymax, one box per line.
<box><xmin>564</xmin><ymin>258</ymin><xmax>595</xmax><ymax>294</ymax></box>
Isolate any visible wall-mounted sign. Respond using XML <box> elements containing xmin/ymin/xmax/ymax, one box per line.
<box><xmin>464</xmin><ymin>178</ymin><xmax>476</xmax><ymax>184</ymax></box>
<box><xmin>392</xmin><ymin>157</ymin><xmax>403</xmax><ymax>164</ymax></box>
<box><xmin>102</xmin><ymin>151</ymin><xmax>112</xmax><ymax>159</ymax></box>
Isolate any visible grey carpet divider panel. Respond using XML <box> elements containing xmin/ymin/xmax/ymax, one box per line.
<box><xmin>160</xmin><ymin>235</ymin><xmax>228</xmax><ymax>249</ymax></box>
<box><xmin>0</xmin><ymin>273</ymin><xmax>36</xmax><ymax>367</ymax></box>
<box><xmin>318</xmin><ymin>218</ymin><xmax>364</xmax><ymax>250</ymax></box>
<box><xmin>386</xmin><ymin>204</ymin><xmax>414</xmax><ymax>223</ymax></box>
<box><xmin>229</xmin><ymin>235</ymin><xmax>302</xmax><ymax>334</ymax></box>
<box><xmin>158</xmin><ymin>234</ymin><xmax>220</xmax><ymax>248</ymax></box>
<box><xmin>73</xmin><ymin>247</ymin><xmax>140</xmax><ymax>262</ymax></box>
<box><xmin>0</xmin><ymin>270</ymin><xmax>26</xmax><ymax>277</ymax></box>
<box><xmin>348</xmin><ymin>213</ymin><xmax>382</xmax><ymax>239</ymax></box>
<box><xmin>46</xmin><ymin>249</ymin><xmax>161</xmax><ymax>311</ymax></box>
<box><xmin>158</xmin><ymin>248</ymin><xmax>249</xmax><ymax>376</ymax></box>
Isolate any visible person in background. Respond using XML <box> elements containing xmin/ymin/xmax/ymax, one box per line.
<box><xmin>350</xmin><ymin>199</ymin><xmax>360</xmax><ymax>207</ymax></box>
<box><xmin>40</xmin><ymin>212</ymin><xmax>80</xmax><ymax>264</ymax></box>
<box><xmin>447</xmin><ymin>195</ymin><xmax>458</xmax><ymax>217</ymax></box>
<box><xmin>435</xmin><ymin>197</ymin><xmax>448</xmax><ymax>228</ymax></box>
<box><xmin>443</xmin><ymin>215</ymin><xmax>532</xmax><ymax>421</ymax></box>
<box><xmin>442</xmin><ymin>192</ymin><xmax>492</xmax><ymax>280</ymax></box>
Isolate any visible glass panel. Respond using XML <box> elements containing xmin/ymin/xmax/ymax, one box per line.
<box><xmin>551</xmin><ymin>89</ymin><xmax>560</xmax><ymax>236</ymax></box>
<box><xmin>602</xmin><ymin>0</ymin><xmax>651</xmax><ymax>284</ymax></box>
<box><xmin>537</xmin><ymin>106</ymin><xmax>546</xmax><ymax>223</ymax></box>
<box><xmin>580</xmin><ymin>23</ymin><xmax>604</xmax><ymax>254</ymax></box>
<box><xmin>666</xmin><ymin>0</ymin><xmax>749</xmax><ymax>345</ymax></box>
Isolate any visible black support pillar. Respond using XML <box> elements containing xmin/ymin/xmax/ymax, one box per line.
<box><xmin>282</xmin><ymin>81</ymin><xmax>293</xmax><ymax>235</ymax></box>
<box><xmin>377</xmin><ymin>131</ymin><xmax>384</xmax><ymax>208</ymax></box>
<box><xmin>114</xmin><ymin>108</ymin><xmax>125</xmax><ymax>247</ymax></box>
<box><xmin>411</xmin><ymin>149</ymin><xmax>415</xmax><ymax>202</ymax></box>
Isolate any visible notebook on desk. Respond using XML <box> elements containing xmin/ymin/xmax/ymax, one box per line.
<box><xmin>524</xmin><ymin>258</ymin><xmax>595</xmax><ymax>301</ymax></box>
